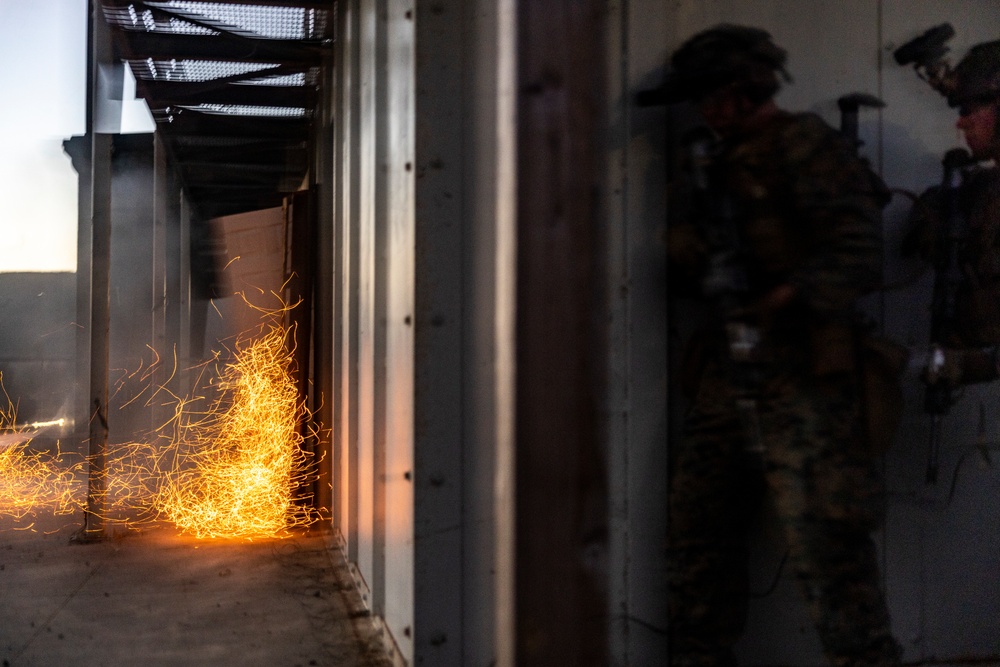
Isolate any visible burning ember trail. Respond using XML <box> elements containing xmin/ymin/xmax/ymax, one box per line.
<box><xmin>155</xmin><ymin>323</ymin><xmax>318</xmax><ymax>539</ymax></box>
<box><xmin>0</xmin><ymin>319</ymin><xmax>319</xmax><ymax>540</ymax></box>
<box><xmin>0</xmin><ymin>396</ymin><xmax>78</xmax><ymax>523</ymax></box>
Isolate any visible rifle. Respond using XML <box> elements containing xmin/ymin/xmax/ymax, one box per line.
<box><xmin>683</xmin><ymin>127</ymin><xmax>766</xmax><ymax>453</ymax></box>
<box><xmin>923</xmin><ymin>147</ymin><xmax>973</xmax><ymax>483</ymax></box>
<box><xmin>837</xmin><ymin>93</ymin><xmax>884</xmax><ymax>153</ymax></box>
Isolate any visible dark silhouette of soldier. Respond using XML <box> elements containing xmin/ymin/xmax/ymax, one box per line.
<box><xmin>663</xmin><ymin>24</ymin><xmax>902</xmax><ymax>666</ymax></box>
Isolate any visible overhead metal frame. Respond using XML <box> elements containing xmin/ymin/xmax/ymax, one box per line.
<box><xmin>101</xmin><ymin>0</ymin><xmax>334</xmax><ymax>220</ymax></box>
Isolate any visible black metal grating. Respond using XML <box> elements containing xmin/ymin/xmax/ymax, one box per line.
<box><xmin>104</xmin><ymin>1</ymin><xmax>329</xmax><ymax>40</ymax></box>
<box><xmin>102</xmin><ymin>0</ymin><xmax>332</xmax><ymax>220</ymax></box>
<box><xmin>127</xmin><ymin>58</ymin><xmax>281</xmax><ymax>82</ymax></box>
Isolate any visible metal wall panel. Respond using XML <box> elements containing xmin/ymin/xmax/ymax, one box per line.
<box><xmin>338</xmin><ymin>0</ymin><xmax>362</xmax><ymax>568</ymax></box>
<box><xmin>357</xmin><ymin>0</ymin><xmax>379</xmax><ymax>605</ymax></box>
<box><xmin>334</xmin><ymin>3</ymin><xmax>517</xmax><ymax>663</ymax></box>
<box><xmin>329</xmin><ymin>0</ymin><xmax>345</xmax><ymax>547</ymax></box>
<box><xmin>410</xmin><ymin>0</ymin><xmax>466</xmax><ymax>662</ymax></box>
<box><xmin>312</xmin><ymin>28</ymin><xmax>336</xmax><ymax>525</ymax></box>
<box><xmin>605</xmin><ymin>0</ymin><xmax>671</xmax><ymax>663</ymax></box>
<box><xmin>383</xmin><ymin>0</ymin><xmax>416</xmax><ymax>660</ymax></box>
<box><xmin>370</xmin><ymin>0</ymin><xmax>391</xmax><ymax>621</ymax></box>
<box><xmin>459</xmin><ymin>2</ymin><xmax>515</xmax><ymax>663</ymax></box>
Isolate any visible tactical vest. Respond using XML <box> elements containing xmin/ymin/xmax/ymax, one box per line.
<box><xmin>956</xmin><ymin>168</ymin><xmax>1000</xmax><ymax>344</ymax></box>
<box><xmin>715</xmin><ymin>111</ymin><xmax>886</xmax><ymax>373</ymax></box>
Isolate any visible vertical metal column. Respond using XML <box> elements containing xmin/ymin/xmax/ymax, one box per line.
<box><xmin>178</xmin><ymin>192</ymin><xmax>192</xmax><ymax>407</ymax></box>
<box><xmin>340</xmin><ymin>0</ymin><xmax>362</xmax><ymax>566</ymax></box>
<box><xmin>313</xmin><ymin>45</ymin><xmax>336</xmax><ymax>522</ymax></box>
<box><xmin>84</xmin><ymin>132</ymin><xmax>112</xmax><ymax>538</ymax></box>
<box><xmin>371</xmin><ymin>0</ymin><xmax>389</xmax><ymax>621</ymax></box>
<box><xmin>494</xmin><ymin>0</ymin><xmax>518</xmax><ymax>660</ymax></box>
<box><xmin>82</xmin><ymin>1</ymin><xmax>114</xmax><ymax>539</ymax></box>
<box><xmin>151</xmin><ymin>135</ymin><xmax>169</xmax><ymax>432</ymax></box>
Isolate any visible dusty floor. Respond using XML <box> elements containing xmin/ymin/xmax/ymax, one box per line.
<box><xmin>0</xmin><ymin>514</ymin><xmax>393</xmax><ymax>667</ymax></box>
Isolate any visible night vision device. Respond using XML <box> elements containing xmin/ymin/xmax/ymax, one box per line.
<box><xmin>893</xmin><ymin>24</ymin><xmax>966</xmax><ymax>107</ymax></box>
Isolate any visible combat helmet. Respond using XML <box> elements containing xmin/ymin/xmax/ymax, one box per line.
<box><xmin>659</xmin><ymin>24</ymin><xmax>790</xmax><ymax>104</ymax></box>
<box><xmin>949</xmin><ymin>40</ymin><xmax>1000</xmax><ymax>109</ymax></box>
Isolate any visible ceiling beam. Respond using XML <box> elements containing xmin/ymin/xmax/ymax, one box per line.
<box><xmin>155</xmin><ymin>111</ymin><xmax>310</xmax><ymax>139</ymax></box>
<box><xmin>113</xmin><ymin>29</ymin><xmax>325</xmax><ymax>65</ymax></box>
<box><xmin>103</xmin><ymin>0</ymin><xmax>335</xmax><ymax>11</ymax></box>
<box><xmin>137</xmin><ymin>80</ymin><xmax>316</xmax><ymax>108</ymax></box>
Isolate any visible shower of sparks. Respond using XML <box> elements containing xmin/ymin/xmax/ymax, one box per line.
<box><xmin>154</xmin><ymin>321</ymin><xmax>320</xmax><ymax>539</ymax></box>
<box><xmin>0</xmin><ymin>443</ymin><xmax>80</xmax><ymax>521</ymax></box>
<box><xmin>0</xmin><ymin>312</ymin><xmax>321</xmax><ymax>539</ymax></box>
<box><xmin>0</xmin><ymin>386</ymin><xmax>80</xmax><ymax>522</ymax></box>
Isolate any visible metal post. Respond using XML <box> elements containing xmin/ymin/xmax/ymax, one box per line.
<box><xmin>151</xmin><ymin>136</ymin><xmax>169</xmax><ymax>433</ymax></box>
<box><xmin>81</xmin><ymin>0</ymin><xmax>115</xmax><ymax>540</ymax></box>
<box><xmin>83</xmin><ymin>131</ymin><xmax>112</xmax><ymax>539</ymax></box>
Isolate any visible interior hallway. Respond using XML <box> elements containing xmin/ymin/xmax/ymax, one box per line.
<box><xmin>0</xmin><ymin>515</ymin><xmax>393</xmax><ymax>667</ymax></box>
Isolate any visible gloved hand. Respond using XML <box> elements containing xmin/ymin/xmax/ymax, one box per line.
<box><xmin>924</xmin><ymin>347</ymin><xmax>1000</xmax><ymax>387</ymax></box>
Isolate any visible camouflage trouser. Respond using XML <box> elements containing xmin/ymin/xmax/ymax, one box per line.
<box><xmin>668</xmin><ymin>359</ymin><xmax>902</xmax><ymax>666</ymax></box>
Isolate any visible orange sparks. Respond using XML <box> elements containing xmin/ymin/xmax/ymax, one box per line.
<box><xmin>0</xmin><ymin>317</ymin><xmax>320</xmax><ymax>539</ymax></box>
<box><xmin>155</xmin><ymin>322</ymin><xmax>319</xmax><ymax>539</ymax></box>
<box><xmin>0</xmin><ymin>387</ymin><xmax>79</xmax><ymax>522</ymax></box>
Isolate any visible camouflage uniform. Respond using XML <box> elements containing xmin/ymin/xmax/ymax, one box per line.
<box><xmin>905</xmin><ymin>166</ymin><xmax>1000</xmax><ymax>349</ymax></box>
<box><xmin>899</xmin><ymin>37</ymin><xmax>1000</xmax><ymax>382</ymax></box>
<box><xmin>668</xmin><ymin>108</ymin><xmax>901</xmax><ymax>665</ymax></box>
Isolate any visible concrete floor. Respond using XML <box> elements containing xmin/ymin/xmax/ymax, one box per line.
<box><xmin>0</xmin><ymin>514</ymin><xmax>393</xmax><ymax>667</ymax></box>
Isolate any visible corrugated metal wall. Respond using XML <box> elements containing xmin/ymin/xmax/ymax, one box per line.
<box><xmin>324</xmin><ymin>1</ymin><xmax>1000</xmax><ymax>665</ymax></box>
<box><xmin>325</xmin><ymin>2</ymin><xmax>516</xmax><ymax>664</ymax></box>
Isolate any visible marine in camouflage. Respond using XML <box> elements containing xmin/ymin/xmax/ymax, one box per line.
<box><xmin>901</xmin><ymin>34</ymin><xmax>1000</xmax><ymax>384</ymax></box>
<box><xmin>666</xmin><ymin>24</ymin><xmax>901</xmax><ymax>667</ymax></box>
